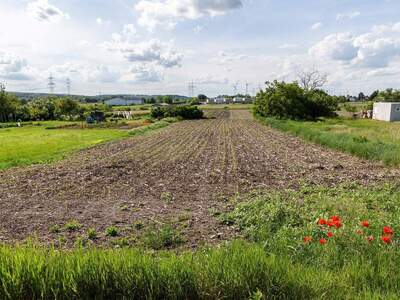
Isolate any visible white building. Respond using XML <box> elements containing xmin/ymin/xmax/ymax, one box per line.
<box><xmin>104</xmin><ymin>97</ymin><xmax>144</xmax><ymax>106</ymax></box>
<box><xmin>233</xmin><ymin>97</ymin><xmax>246</xmax><ymax>103</ymax></box>
<box><xmin>373</xmin><ymin>102</ymin><xmax>400</xmax><ymax>122</ymax></box>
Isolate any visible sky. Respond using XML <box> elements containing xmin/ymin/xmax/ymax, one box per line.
<box><xmin>0</xmin><ymin>0</ymin><xmax>400</xmax><ymax>97</ymax></box>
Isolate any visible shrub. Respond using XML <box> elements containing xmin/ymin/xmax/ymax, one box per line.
<box><xmin>254</xmin><ymin>80</ymin><xmax>338</xmax><ymax>120</ymax></box>
<box><xmin>87</xmin><ymin>228</ymin><xmax>97</xmax><ymax>240</ymax></box>
<box><xmin>150</xmin><ymin>105</ymin><xmax>203</xmax><ymax>120</ymax></box>
<box><xmin>143</xmin><ymin>225</ymin><xmax>183</xmax><ymax>250</ymax></box>
<box><xmin>64</xmin><ymin>220</ymin><xmax>82</xmax><ymax>231</ymax></box>
<box><xmin>105</xmin><ymin>226</ymin><xmax>118</xmax><ymax>237</ymax></box>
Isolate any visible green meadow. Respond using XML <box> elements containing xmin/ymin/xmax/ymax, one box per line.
<box><xmin>0</xmin><ymin>122</ymin><xmax>129</xmax><ymax>170</ymax></box>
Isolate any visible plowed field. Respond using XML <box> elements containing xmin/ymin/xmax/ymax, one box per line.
<box><xmin>0</xmin><ymin>110</ymin><xmax>397</xmax><ymax>247</ymax></box>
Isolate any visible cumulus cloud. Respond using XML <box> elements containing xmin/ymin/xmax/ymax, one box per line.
<box><xmin>217</xmin><ymin>51</ymin><xmax>247</xmax><ymax>64</ymax></box>
<box><xmin>47</xmin><ymin>63</ymin><xmax>120</xmax><ymax>83</ymax></box>
<box><xmin>122</xmin><ymin>64</ymin><xmax>163</xmax><ymax>83</ymax></box>
<box><xmin>311</xmin><ymin>22</ymin><xmax>322</xmax><ymax>30</ymax></box>
<box><xmin>27</xmin><ymin>0</ymin><xmax>69</xmax><ymax>22</ymax></box>
<box><xmin>195</xmin><ymin>74</ymin><xmax>229</xmax><ymax>85</ymax></box>
<box><xmin>135</xmin><ymin>0</ymin><xmax>242</xmax><ymax>30</ymax></box>
<box><xmin>96</xmin><ymin>17</ymin><xmax>111</xmax><ymax>26</ymax></box>
<box><xmin>310</xmin><ymin>23</ymin><xmax>400</xmax><ymax>69</ymax></box>
<box><xmin>0</xmin><ymin>52</ymin><xmax>36</xmax><ymax>80</ymax></box>
<box><xmin>336</xmin><ymin>11</ymin><xmax>360</xmax><ymax>21</ymax></box>
<box><xmin>104</xmin><ymin>25</ymin><xmax>183</xmax><ymax>69</ymax></box>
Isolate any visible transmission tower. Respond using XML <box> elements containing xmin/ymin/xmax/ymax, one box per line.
<box><xmin>232</xmin><ymin>81</ymin><xmax>239</xmax><ymax>95</ymax></box>
<box><xmin>48</xmin><ymin>74</ymin><xmax>55</xmax><ymax>94</ymax></box>
<box><xmin>245</xmin><ymin>82</ymin><xmax>251</xmax><ymax>96</ymax></box>
<box><xmin>66</xmin><ymin>78</ymin><xmax>71</xmax><ymax>95</ymax></box>
<box><xmin>188</xmin><ymin>81</ymin><xmax>196</xmax><ymax>98</ymax></box>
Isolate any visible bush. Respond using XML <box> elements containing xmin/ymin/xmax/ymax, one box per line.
<box><xmin>254</xmin><ymin>80</ymin><xmax>338</xmax><ymax>120</ymax></box>
<box><xmin>150</xmin><ymin>105</ymin><xmax>203</xmax><ymax>120</ymax></box>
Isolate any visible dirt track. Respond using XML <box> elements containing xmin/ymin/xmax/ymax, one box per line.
<box><xmin>0</xmin><ymin>110</ymin><xmax>398</xmax><ymax>247</ymax></box>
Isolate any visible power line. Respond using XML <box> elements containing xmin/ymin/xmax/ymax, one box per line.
<box><xmin>48</xmin><ymin>74</ymin><xmax>55</xmax><ymax>94</ymax></box>
<box><xmin>188</xmin><ymin>81</ymin><xmax>196</xmax><ymax>98</ymax></box>
<box><xmin>245</xmin><ymin>82</ymin><xmax>251</xmax><ymax>96</ymax></box>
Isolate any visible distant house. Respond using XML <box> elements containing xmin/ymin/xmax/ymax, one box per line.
<box><xmin>104</xmin><ymin>97</ymin><xmax>144</xmax><ymax>106</ymax></box>
<box><xmin>233</xmin><ymin>97</ymin><xmax>246</xmax><ymax>103</ymax></box>
<box><xmin>373</xmin><ymin>102</ymin><xmax>400</xmax><ymax>122</ymax></box>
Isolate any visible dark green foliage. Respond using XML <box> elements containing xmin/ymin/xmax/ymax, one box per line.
<box><xmin>376</xmin><ymin>88</ymin><xmax>400</xmax><ymax>102</ymax></box>
<box><xmin>254</xmin><ymin>80</ymin><xmax>338</xmax><ymax>120</ymax></box>
<box><xmin>150</xmin><ymin>105</ymin><xmax>203</xmax><ymax>120</ymax></box>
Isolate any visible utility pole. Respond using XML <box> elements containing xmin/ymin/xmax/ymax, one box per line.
<box><xmin>66</xmin><ymin>78</ymin><xmax>71</xmax><ymax>95</ymax></box>
<box><xmin>188</xmin><ymin>81</ymin><xmax>195</xmax><ymax>98</ymax></box>
<box><xmin>48</xmin><ymin>74</ymin><xmax>55</xmax><ymax>94</ymax></box>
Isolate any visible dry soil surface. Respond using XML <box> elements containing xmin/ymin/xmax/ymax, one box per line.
<box><xmin>0</xmin><ymin>110</ymin><xmax>398</xmax><ymax>247</ymax></box>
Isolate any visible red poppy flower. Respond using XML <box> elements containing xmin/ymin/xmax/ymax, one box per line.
<box><xmin>303</xmin><ymin>236</ymin><xmax>312</xmax><ymax>243</ymax></box>
<box><xmin>330</xmin><ymin>216</ymin><xmax>340</xmax><ymax>222</ymax></box>
<box><xmin>381</xmin><ymin>235</ymin><xmax>392</xmax><ymax>244</ymax></box>
<box><xmin>367</xmin><ymin>236</ymin><xmax>374</xmax><ymax>242</ymax></box>
<box><xmin>333</xmin><ymin>220</ymin><xmax>342</xmax><ymax>228</ymax></box>
<box><xmin>361</xmin><ymin>221</ymin><xmax>369</xmax><ymax>228</ymax></box>
<box><xmin>318</xmin><ymin>219</ymin><xmax>327</xmax><ymax>226</ymax></box>
<box><xmin>319</xmin><ymin>238</ymin><xmax>327</xmax><ymax>245</ymax></box>
<box><xmin>383</xmin><ymin>226</ymin><xmax>394</xmax><ymax>235</ymax></box>
<box><xmin>327</xmin><ymin>220</ymin><xmax>335</xmax><ymax>227</ymax></box>
<box><xmin>327</xmin><ymin>232</ymin><xmax>334</xmax><ymax>238</ymax></box>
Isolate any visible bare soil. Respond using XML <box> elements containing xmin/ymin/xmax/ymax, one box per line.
<box><xmin>0</xmin><ymin>110</ymin><xmax>398</xmax><ymax>248</ymax></box>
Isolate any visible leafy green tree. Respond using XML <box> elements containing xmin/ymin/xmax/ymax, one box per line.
<box><xmin>0</xmin><ymin>84</ymin><xmax>22</xmax><ymax>122</ymax></box>
<box><xmin>376</xmin><ymin>89</ymin><xmax>400</xmax><ymax>102</ymax></box>
<box><xmin>54</xmin><ymin>98</ymin><xmax>80</xmax><ymax>119</ymax></box>
<box><xmin>254</xmin><ymin>80</ymin><xmax>337</xmax><ymax>120</ymax></box>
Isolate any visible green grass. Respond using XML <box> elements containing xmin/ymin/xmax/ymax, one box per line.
<box><xmin>1</xmin><ymin>184</ymin><xmax>400</xmax><ymax>298</ymax></box>
<box><xmin>0</xmin><ymin>119</ymin><xmax>175</xmax><ymax>170</ymax></box>
<box><xmin>259</xmin><ymin>116</ymin><xmax>400</xmax><ymax>165</ymax></box>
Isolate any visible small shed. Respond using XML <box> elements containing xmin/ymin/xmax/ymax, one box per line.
<box><xmin>373</xmin><ymin>102</ymin><xmax>400</xmax><ymax>122</ymax></box>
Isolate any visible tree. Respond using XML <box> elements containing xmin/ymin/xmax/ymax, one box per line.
<box><xmin>254</xmin><ymin>80</ymin><xmax>337</xmax><ymax>120</ymax></box>
<box><xmin>0</xmin><ymin>84</ymin><xmax>22</xmax><ymax>122</ymax></box>
<box><xmin>55</xmin><ymin>98</ymin><xmax>80</xmax><ymax>119</ymax></box>
<box><xmin>358</xmin><ymin>92</ymin><xmax>366</xmax><ymax>101</ymax></box>
<box><xmin>369</xmin><ymin>90</ymin><xmax>379</xmax><ymax>101</ymax></box>
<box><xmin>297</xmin><ymin>69</ymin><xmax>328</xmax><ymax>91</ymax></box>
<box><xmin>376</xmin><ymin>89</ymin><xmax>400</xmax><ymax>102</ymax></box>
<box><xmin>197</xmin><ymin>94</ymin><xmax>207</xmax><ymax>101</ymax></box>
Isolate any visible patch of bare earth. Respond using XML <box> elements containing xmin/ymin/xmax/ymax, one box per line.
<box><xmin>0</xmin><ymin>110</ymin><xmax>398</xmax><ymax>248</ymax></box>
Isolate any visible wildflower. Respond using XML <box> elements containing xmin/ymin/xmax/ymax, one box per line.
<box><xmin>333</xmin><ymin>220</ymin><xmax>342</xmax><ymax>228</ymax></box>
<box><xmin>327</xmin><ymin>220</ymin><xmax>335</xmax><ymax>227</ymax></box>
<box><xmin>367</xmin><ymin>236</ymin><xmax>374</xmax><ymax>242</ymax></box>
<box><xmin>330</xmin><ymin>216</ymin><xmax>340</xmax><ymax>222</ymax></box>
<box><xmin>361</xmin><ymin>221</ymin><xmax>369</xmax><ymax>228</ymax></box>
<box><xmin>383</xmin><ymin>226</ymin><xmax>394</xmax><ymax>235</ymax></box>
<box><xmin>319</xmin><ymin>238</ymin><xmax>327</xmax><ymax>245</ymax></box>
<box><xmin>327</xmin><ymin>232</ymin><xmax>334</xmax><ymax>238</ymax></box>
<box><xmin>381</xmin><ymin>235</ymin><xmax>392</xmax><ymax>244</ymax></box>
<box><xmin>303</xmin><ymin>236</ymin><xmax>312</xmax><ymax>243</ymax></box>
<box><xmin>318</xmin><ymin>219</ymin><xmax>327</xmax><ymax>225</ymax></box>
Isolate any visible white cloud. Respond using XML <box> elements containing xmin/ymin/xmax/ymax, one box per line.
<box><xmin>311</xmin><ymin>22</ymin><xmax>322</xmax><ymax>30</ymax></box>
<box><xmin>310</xmin><ymin>23</ymin><xmax>400</xmax><ymax>69</ymax></box>
<box><xmin>122</xmin><ymin>64</ymin><xmax>163</xmax><ymax>82</ymax></box>
<box><xmin>104</xmin><ymin>30</ymin><xmax>183</xmax><ymax>69</ymax></box>
<box><xmin>27</xmin><ymin>0</ymin><xmax>69</xmax><ymax>22</ymax></box>
<box><xmin>193</xmin><ymin>25</ymin><xmax>203</xmax><ymax>34</ymax></box>
<box><xmin>217</xmin><ymin>50</ymin><xmax>247</xmax><ymax>64</ymax></box>
<box><xmin>86</xmin><ymin>65</ymin><xmax>120</xmax><ymax>83</ymax></box>
<box><xmin>336</xmin><ymin>11</ymin><xmax>361</xmax><ymax>21</ymax></box>
<box><xmin>96</xmin><ymin>17</ymin><xmax>111</xmax><ymax>26</ymax></box>
<box><xmin>309</xmin><ymin>32</ymin><xmax>358</xmax><ymax>62</ymax></box>
<box><xmin>0</xmin><ymin>52</ymin><xmax>36</xmax><ymax>80</ymax></box>
<box><xmin>195</xmin><ymin>74</ymin><xmax>229</xmax><ymax>85</ymax></box>
<box><xmin>135</xmin><ymin>0</ymin><xmax>242</xmax><ymax>30</ymax></box>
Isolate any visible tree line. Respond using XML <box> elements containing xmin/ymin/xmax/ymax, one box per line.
<box><xmin>0</xmin><ymin>84</ymin><xmax>109</xmax><ymax>123</ymax></box>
